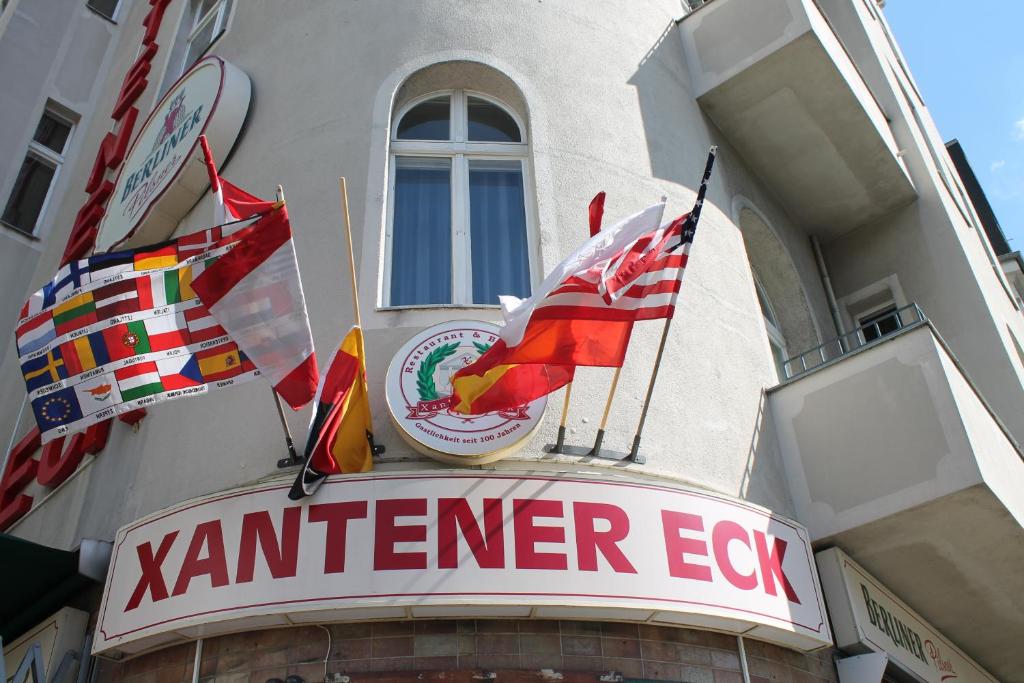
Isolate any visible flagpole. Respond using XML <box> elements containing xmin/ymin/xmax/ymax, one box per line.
<box><xmin>338</xmin><ymin>177</ymin><xmax>362</xmax><ymax>328</ymax></box>
<box><xmin>553</xmin><ymin>191</ymin><xmax>606</xmax><ymax>454</ymax></box>
<box><xmin>628</xmin><ymin>146</ymin><xmax>718</xmax><ymax>463</ymax></box>
<box><xmin>586</xmin><ymin>194</ymin><xmax>667</xmax><ymax>458</ymax></box>
<box><xmin>588</xmin><ymin>366</ymin><xmax>622</xmax><ymax>456</ymax></box>
<box><xmin>551</xmin><ymin>381</ymin><xmax>573</xmax><ymax>453</ymax></box>
<box><xmin>270</xmin><ymin>184</ymin><xmax>300</xmax><ymax>465</ymax></box>
<box><xmin>338</xmin><ymin>177</ymin><xmax>383</xmax><ymax>458</ymax></box>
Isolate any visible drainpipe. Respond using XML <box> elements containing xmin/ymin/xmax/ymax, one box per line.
<box><xmin>737</xmin><ymin>636</ymin><xmax>752</xmax><ymax>683</ymax></box>
<box><xmin>190</xmin><ymin>638</ymin><xmax>203</xmax><ymax>683</ymax></box>
<box><xmin>811</xmin><ymin>235</ymin><xmax>847</xmax><ymax>349</ymax></box>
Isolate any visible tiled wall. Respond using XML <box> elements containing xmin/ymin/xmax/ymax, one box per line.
<box><xmin>94</xmin><ymin>620</ymin><xmax>838</xmax><ymax>683</ymax></box>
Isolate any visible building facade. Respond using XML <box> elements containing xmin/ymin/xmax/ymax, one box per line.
<box><xmin>0</xmin><ymin>1</ymin><xmax>1020</xmax><ymax>683</ymax></box>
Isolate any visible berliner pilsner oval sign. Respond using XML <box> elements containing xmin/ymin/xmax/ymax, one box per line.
<box><xmin>95</xmin><ymin>55</ymin><xmax>250</xmax><ymax>252</ymax></box>
<box><xmin>386</xmin><ymin>321</ymin><xmax>546</xmax><ymax>464</ymax></box>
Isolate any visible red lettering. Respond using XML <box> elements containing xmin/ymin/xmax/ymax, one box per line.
<box><xmin>712</xmin><ymin>521</ymin><xmax>756</xmax><ymax>590</ymax></box>
<box><xmin>141</xmin><ymin>0</ymin><xmax>173</xmax><ymax>46</ymax></box>
<box><xmin>573</xmin><ymin>501</ymin><xmax>636</xmax><ymax>573</ymax></box>
<box><xmin>63</xmin><ymin>181</ymin><xmax>112</xmax><ymax>264</ymax></box>
<box><xmin>37</xmin><ymin>433</ymin><xmax>87</xmax><ymax>488</ymax></box>
<box><xmin>85</xmin><ymin>107</ymin><xmax>138</xmax><ymax>194</ymax></box>
<box><xmin>753</xmin><ymin>531</ymin><xmax>800</xmax><ymax>604</ymax></box>
<box><xmin>172</xmin><ymin>520</ymin><xmax>229</xmax><ymax>596</ymax></box>
<box><xmin>374</xmin><ymin>499</ymin><xmax>427</xmax><ymax>570</ymax></box>
<box><xmin>111</xmin><ymin>44</ymin><xmax>157</xmax><ymax>121</ymax></box>
<box><xmin>661</xmin><ymin>510</ymin><xmax>712</xmax><ymax>581</ymax></box>
<box><xmin>513</xmin><ymin>499</ymin><xmax>567</xmax><ymax>570</ymax></box>
<box><xmin>82</xmin><ymin>419</ymin><xmax>112</xmax><ymax>454</ymax></box>
<box><xmin>125</xmin><ymin>531</ymin><xmax>178</xmax><ymax>611</ymax></box>
<box><xmin>0</xmin><ymin>428</ymin><xmax>41</xmax><ymax>531</ymax></box>
<box><xmin>309</xmin><ymin>501</ymin><xmax>368</xmax><ymax>573</ymax></box>
<box><xmin>235</xmin><ymin>507</ymin><xmax>301</xmax><ymax>583</ymax></box>
<box><xmin>437</xmin><ymin>498</ymin><xmax>504</xmax><ymax>569</ymax></box>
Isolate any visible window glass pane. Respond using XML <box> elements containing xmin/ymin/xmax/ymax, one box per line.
<box><xmin>33</xmin><ymin>113</ymin><xmax>71</xmax><ymax>154</ymax></box>
<box><xmin>2</xmin><ymin>155</ymin><xmax>56</xmax><ymax>235</ymax></box>
<box><xmin>191</xmin><ymin>0</ymin><xmax>219</xmax><ymax>27</ymax></box>
<box><xmin>397</xmin><ymin>97</ymin><xmax>450</xmax><ymax>141</ymax></box>
<box><xmin>390</xmin><ymin>157</ymin><xmax>452</xmax><ymax>305</ymax></box>
<box><xmin>860</xmin><ymin>305</ymin><xmax>901</xmax><ymax>343</ymax></box>
<box><xmin>87</xmin><ymin>0</ymin><xmax>120</xmax><ymax>20</ymax></box>
<box><xmin>467</xmin><ymin>97</ymin><xmax>521</xmax><ymax>142</ymax></box>
<box><xmin>184</xmin><ymin>16</ymin><xmax>218</xmax><ymax>67</ymax></box>
<box><xmin>468</xmin><ymin>159</ymin><xmax>530</xmax><ymax>304</ymax></box>
<box><xmin>754</xmin><ymin>277</ymin><xmax>779</xmax><ymax>328</ymax></box>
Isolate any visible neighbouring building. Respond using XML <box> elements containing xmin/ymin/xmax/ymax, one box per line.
<box><xmin>0</xmin><ymin>1</ymin><xmax>1020</xmax><ymax>683</ymax></box>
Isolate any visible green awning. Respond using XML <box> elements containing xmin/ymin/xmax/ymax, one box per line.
<box><xmin>0</xmin><ymin>534</ymin><xmax>93</xmax><ymax>644</ymax></box>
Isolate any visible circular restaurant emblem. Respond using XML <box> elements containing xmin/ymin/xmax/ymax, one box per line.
<box><xmin>95</xmin><ymin>55</ymin><xmax>251</xmax><ymax>252</ymax></box>
<box><xmin>386</xmin><ymin>321</ymin><xmax>546</xmax><ymax>464</ymax></box>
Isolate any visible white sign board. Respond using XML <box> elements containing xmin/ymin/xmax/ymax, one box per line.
<box><xmin>385</xmin><ymin>322</ymin><xmax>546</xmax><ymax>464</ymax></box>
<box><xmin>95</xmin><ymin>474</ymin><xmax>832</xmax><ymax>656</ymax></box>
<box><xmin>816</xmin><ymin>548</ymin><xmax>997</xmax><ymax>683</ymax></box>
<box><xmin>95</xmin><ymin>55</ymin><xmax>250</xmax><ymax>252</ymax></box>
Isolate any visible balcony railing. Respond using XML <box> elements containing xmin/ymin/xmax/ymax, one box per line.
<box><xmin>780</xmin><ymin>303</ymin><xmax>926</xmax><ymax>381</ymax></box>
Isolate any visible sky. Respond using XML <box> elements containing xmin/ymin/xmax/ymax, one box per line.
<box><xmin>883</xmin><ymin>1</ymin><xmax>1024</xmax><ymax>250</ymax></box>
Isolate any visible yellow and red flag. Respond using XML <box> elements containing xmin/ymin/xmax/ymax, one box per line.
<box><xmin>289</xmin><ymin>327</ymin><xmax>375</xmax><ymax>499</ymax></box>
<box><xmin>452</xmin><ymin>201</ymin><xmax>704</xmax><ymax>415</ymax></box>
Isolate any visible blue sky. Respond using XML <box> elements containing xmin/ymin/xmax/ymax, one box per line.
<box><xmin>884</xmin><ymin>2</ymin><xmax>1024</xmax><ymax>251</ymax></box>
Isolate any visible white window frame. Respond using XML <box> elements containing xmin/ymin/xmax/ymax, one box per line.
<box><xmin>1</xmin><ymin>108</ymin><xmax>75</xmax><ymax>238</ymax></box>
<box><xmin>753</xmin><ymin>273</ymin><xmax>788</xmax><ymax>375</ymax></box>
<box><xmin>383</xmin><ymin>89</ymin><xmax>537</xmax><ymax>308</ymax></box>
<box><xmin>182</xmin><ymin>0</ymin><xmax>232</xmax><ymax>74</ymax></box>
<box><xmin>86</xmin><ymin>0</ymin><xmax>122</xmax><ymax>22</ymax></box>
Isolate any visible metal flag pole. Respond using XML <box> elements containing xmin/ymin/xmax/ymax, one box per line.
<box><xmin>272</xmin><ymin>184</ymin><xmax>300</xmax><ymax>466</ymax></box>
<box><xmin>627</xmin><ymin>146</ymin><xmax>718</xmax><ymax>463</ymax></box>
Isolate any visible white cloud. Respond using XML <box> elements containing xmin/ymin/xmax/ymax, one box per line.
<box><xmin>992</xmin><ymin>160</ymin><xmax>1007</xmax><ymax>172</ymax></box>
<box><xmin>1014</xmin><ymin>118</ymin><xmax>1024</xmax><ymax>141</ymax></box>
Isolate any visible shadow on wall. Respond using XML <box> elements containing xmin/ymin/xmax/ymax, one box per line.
<box><xmin>627</xmin><ymin>21</ymin><xmax>718</xmax><ymax>189</ymax></box>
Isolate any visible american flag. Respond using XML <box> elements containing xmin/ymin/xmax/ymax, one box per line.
<box><xmin>531</xmin><ymin>215</ymin><xmax>693</xmax><ymax>324</ymax></box>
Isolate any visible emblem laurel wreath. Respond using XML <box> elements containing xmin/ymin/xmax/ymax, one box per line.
<box><xmin>416</xmin><ymin>342</ymin><xmax>461</xmax><ymax>401</ymax></box>
<box><xmin>472</xmin><ymin>341</ymin><xmax>492</xmax><ymax>354</ymax></box>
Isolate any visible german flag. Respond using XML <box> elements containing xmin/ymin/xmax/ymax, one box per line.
<box><xmin>133</xmin><ymin>242</ymin><xmax>177</xmax><ymax>271</ymax></box>
<box><xmin>289</xmin><ymin>327</ymin><xmax>375</xmax><ymax>500</ymax></box>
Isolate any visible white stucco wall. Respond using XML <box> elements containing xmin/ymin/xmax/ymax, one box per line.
<box><xmin>0</xmin><ymin>0</ymin><xmax>844</xmax><ymax>548</ymax></box>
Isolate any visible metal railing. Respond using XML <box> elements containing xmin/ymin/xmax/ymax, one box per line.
<box><xmin>780</xmin><ymin>303</ymin><xmax>926</xmax><ymax>381</ymax></box>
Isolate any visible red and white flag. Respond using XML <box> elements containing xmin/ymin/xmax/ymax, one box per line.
<box><xmin>199</xmin><ymin>135</ymin><xmax>277</xmax><ymax>226</ymax></box>
<box><xmin>191</xmin><ymin>205</ymin><xmax>318</xmax><ymax>409</ymax></box>
<box><xmin>192</xmin><ymin>135</ymin><xmax>318</xmax><ymax>409</ymax></box>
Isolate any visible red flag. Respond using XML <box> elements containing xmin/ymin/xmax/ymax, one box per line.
<box><xmin>589</xmin><ymin>191</ymin><xmax>606</xmax><ymax>237</ymax></box>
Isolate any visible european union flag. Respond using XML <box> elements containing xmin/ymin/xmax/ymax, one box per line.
<box><xmin>21</xmin><ymin>347</ymin><xmax>68</xmax><ymax>392</ymax></box>
<box><xmin>31</xmin><ymin>386</ymin><xmax>83</xmax><ymax>431</ymax></box>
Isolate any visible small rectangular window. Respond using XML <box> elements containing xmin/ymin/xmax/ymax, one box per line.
<box><xmin>859</xmin><ymin>305</ymin><xmax>901</xmax><ymax>343</ymax></box>
<box><xmin>2</xmin><ymin>108</ymin><xmax>74</xmax><ymax>237</ymax></box>
<box><xmin>86</xmin><ymin>0</ymin><xmax>120</xmax><ymax>21</ymax></box>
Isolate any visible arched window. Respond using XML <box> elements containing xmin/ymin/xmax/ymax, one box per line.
<box><xmin>754</xmin><ymin>272</ymin><xmax>788</xmax><ymax>376</ymax></box>
<box><xmin>385</xmin><ymin>90</ymin><xmax>532</xmax><ymax>307</ymax></box>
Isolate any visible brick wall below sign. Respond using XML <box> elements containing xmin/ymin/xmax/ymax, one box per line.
<box><xmin>92</xmin><ymin>620</ymin><xmax>838</xmax><ymax>683</ymax></box>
